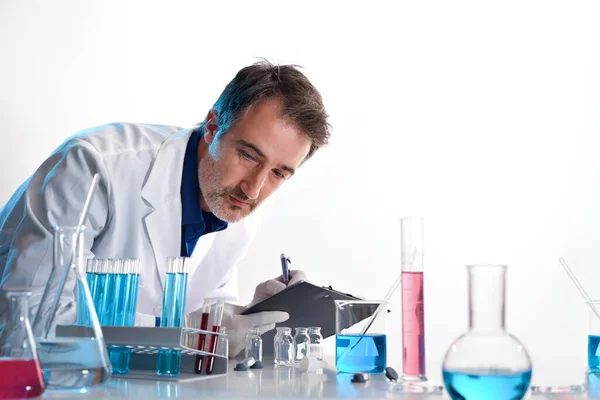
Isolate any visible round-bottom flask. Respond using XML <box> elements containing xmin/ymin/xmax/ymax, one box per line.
<box><xmin>442</xmin><ymin>264</ymin><xmax>532</xmax><ymax>400</ymax></box>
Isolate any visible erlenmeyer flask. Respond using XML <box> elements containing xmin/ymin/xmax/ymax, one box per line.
<box><xmin>0</xmin><ymin>290</ymin><xmax>46</xmax><ymax>398</ymax></box>
<box><xmin>31</xmin><ymin>225</ymin><xmax>111</xmax><ymax>390</ymax></box>
<box><xmin>442</xmin><ymin>264</ymin><xmax>532</xmax><ymax>400</ymax></box>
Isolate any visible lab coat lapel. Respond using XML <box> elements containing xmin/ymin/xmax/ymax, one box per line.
<box><xmin>141</xmin><ymin>127</ymin><xmax>194</xmax><ymax>289</ymax></box>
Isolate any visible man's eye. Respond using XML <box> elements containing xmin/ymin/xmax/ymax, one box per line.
<box><xmin>273</xmin><ymin>170</ymin><xmax>285</xmax><ymax>179</ymax></box>
<box><xmin>240</xmin><ymin>150</ymin><xmax>255</xmax><ymax>161</ymax></box>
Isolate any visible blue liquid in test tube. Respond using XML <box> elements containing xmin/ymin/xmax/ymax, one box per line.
<box><xmin>109</xmin><ymin>260</ymin><xmax>131</xmax><ymax>374</ymax></box>
<box><xmin>156</xmin><ymin>257</ymin><xmax>189</xmax><ymax>376</ymax></box>
<box><xmin>125</xmin><ymin>260</ymin><xmax>140</xmax><ymax>326</ymax></box>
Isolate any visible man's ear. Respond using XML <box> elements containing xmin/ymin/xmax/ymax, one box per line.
<box><xmin>203</xmin><ymin>109</ymin><xmax>219</xmax><ymax>145</ymax></box>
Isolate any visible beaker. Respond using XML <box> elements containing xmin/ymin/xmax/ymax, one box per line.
<box><xmin>0</xmin><ymin>290</ymin><xmax>46</xmax><ymax>398</ymax></box>
<box><xmin>334</xmin><ymin>300</ymin><xmax>386</xmax><ymax>374</ymax></box>
<box><xmin>589</xmin><ymin>301</ymin><xmax>600</xmax><ymax>372</ymax></box>
<box><xmin>442</xmin><ymin>264</ymin><xmax>532</xmax><ymax>400</ymax></box>
<box><xmin>31</xmin><ymin>225</ymin><xmax>111</xmax><ymax>390</ymax></box>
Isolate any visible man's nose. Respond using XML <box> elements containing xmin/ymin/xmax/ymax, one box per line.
<box><xmin>240</xmin><ymin>170</ymin><xmax>268</xmax><ymax>201</ymax></box>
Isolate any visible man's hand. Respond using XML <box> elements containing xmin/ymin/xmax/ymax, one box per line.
<box><xmin>250</xmin><ymin>269</ymin><xmax>308</xmax><ymax>306</ymax></box>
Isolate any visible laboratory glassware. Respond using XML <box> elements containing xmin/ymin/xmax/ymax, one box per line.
<box><xmin>245</xmin><ymin>327</ymin><xmax>263</xmax><ymax>363</ymax></box>
<box><xmin>156</xmin><ymin>256</ymin><xmax>190</xmax><ymax>376</ymax></box>
<box><xmin>204</xmin><ymin>300</ymin><xmax>224</xmax><ymax>374</ymax></box>
<box><xmin>192</xmin><ymin>298</ymin><xmax>212</xmax><ymax>373</ymax></box>
<box><xmin>0</xmin><ymin>290</ymin><xmax>46</xmax><ymax>398</ymax></box>
<box><xmin>442</xmin><ymin>264</ymin><xmax>532</xmax><ymax>400</ymax></box>
<box><xmin>214</xmin><ymin>327</ymin><xmax>228</xmax><ymax>360</ymax></box>
<box><xmin>274</xmin><ymin>327</ymin><xmax>294</xmax><ymax>366</ymax></box>
<box><xmin>293</xmin><ymin>327</ymin><xmax>310</xmax><ymax>364</ymax></box>
<box><xmin>335</xmin><ymin>300</ymin><xmax>386</xmax><ymax>373</ymax></box>
<box><xmin>31</xmin><ymin>225</ymin><xmax>111</xmax><ymax>390</ymax></box>
<box><xmin>107</xmin><ymin>258</ymin><xmax>141</xmax><ymax>375</ymax></box>
<box><xmin>588</xmin><ymin>300</ymin><xmax>600</xmax><ymax>372</ymax></box>
<box><xmin>308</xmin><ymin>327</ymin><xmax>323</xmax><ymax>360</ymax></box>
<box><xmin>394</xmin><ymin>217</ymin><xmax>442</xmax><ymax>392</ymax></box>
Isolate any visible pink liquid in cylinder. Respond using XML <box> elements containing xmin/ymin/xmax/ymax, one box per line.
<box><xmin>401</xmin><ymin>271</ymin><xmax>426</xmax><ymax>377</ymax></box>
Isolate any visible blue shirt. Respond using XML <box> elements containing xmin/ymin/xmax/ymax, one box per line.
<box><xmin>180</xmin><ymin>130</ymin><xmax>228</xmax><ymax>257</ymax></box>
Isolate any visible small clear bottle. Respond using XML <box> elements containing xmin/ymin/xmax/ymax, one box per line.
<box><xmin>293</xmin><ymin>327</ymin><xmax>310</xmax><ymax>363</ymax></box>
<box><xmin>245</xmin><ymin>327</ymin><xmax>262</xmax><ymax>363</ymax></box>
<box><xmin>0</xmin><ymin>290</ymin><xmax>46</xmax><ymax>398</ymax></box>
<box><xmin>442</xmin><ymin>264</ymin><xmax>532</xmax><ymax>400</ymax></box>
<box><xmin>274</xmin><ymin>327</ymin><xmax>294</xmax><ymax>366</ymax></box>
<box><xmin>308</xmin><ymin>327</ymin><xmax>323</xmax><ymax>360</ymax></box>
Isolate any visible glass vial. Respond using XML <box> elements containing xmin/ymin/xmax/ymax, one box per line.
<box><xmin>442</xmin><ymin>265</ymin><xmax>532</xmax><ymax>400</ymax></box>
<box><xmin>0</xmin><ymin>290</ymin><xmax>46</xmax><ymax>398</ymax></box>
<box><xmin>308</xmin><ymin>327</ymin><xmax>323</xmax><ymax>360</ymax></box>
<box><xmin>293</xmin><ymin>327</ymin><xmax>310</xmax><ymax>363</ymax></box>
<box><xmin>245</xmin><ymin>327</ymin><xmax>262</xmax><ymax>363</ymax></box>
<box><xmin>274</xmin><ymin>327</ymin><xmax>294</xmax><ymax>366</ymax></box>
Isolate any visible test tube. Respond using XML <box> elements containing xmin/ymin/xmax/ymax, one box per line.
<box><xmin>156</xmin><ymin>257</ymin><xmax>190</xmax><ymax>376</ymax></box>
<box><xmin>125</xmin><ymin>259</ymin><xmax>140</xmax><ymax>326</ymax></box>
<box><xmin>98</xmin><ymin>259</ymin><xmax>113</xmax><ymax>325</ymax></box>
<box><xmin>193</xmin><ymin>298</ymin><xmax>212</xmax><ymax>374</ymax></box>
<box><xmin>78</xmin><ymin>259</ymin><xmax>96</xmax><ymax>326</ymax></box>
<box><xmin>204</xmin><ymin>300</ymin><xmax>224</xmax><ymax>375</ymax></box>
<box><xmin>112</xmin><ymin>259</ymin><xmax>127</xmax><ymax>326</ymax></box>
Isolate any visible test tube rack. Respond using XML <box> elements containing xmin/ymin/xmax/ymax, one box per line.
<box><xmin>56</xmin><ymin>325</ymin><xmax>228</xmax><ymax>382</ymax></box>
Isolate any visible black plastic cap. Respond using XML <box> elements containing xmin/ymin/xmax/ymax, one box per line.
<box><xmin>351</xmin><ymin>372</ymin><xmax>369</xmax><ymax>383</ymax></box>
<box><xmin>385</xmin><ymin>366</ymin><xmax>399</xmax><ymax>381</ymax></box>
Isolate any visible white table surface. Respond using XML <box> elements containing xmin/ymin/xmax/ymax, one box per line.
<box><xmin>39</xmin><ymin>356</ymin><xmax>600</xmax><ymax>399</ymax></box>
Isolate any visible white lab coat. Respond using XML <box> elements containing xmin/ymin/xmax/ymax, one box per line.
<box><xmin>0</xmin><ymin>123</ymin><xmax>261</xmax><ymax>326</ymax></box>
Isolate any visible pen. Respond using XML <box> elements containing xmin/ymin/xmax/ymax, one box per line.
<box><xmin>280</xmin><ymin>253</ymin><xmax>290</xmax><ymax>285</ymax></box>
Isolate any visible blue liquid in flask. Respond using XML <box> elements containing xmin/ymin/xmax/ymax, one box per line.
<box><xmin>335</xmin><ymin>334</ymin><xmax>386</xmax><ymax>373</ymax></box>
<box><xmin>156</xmin><ymin>271</ymin><xmax>188</xmax><ymax>376</ymax></box>
<box><xmin>442</xmin><ymin>369</ymin><xmax>532</xmax><ymax>400</ymax></box>
<box><xmin>589</xmin><ymin>335</ymin><xmax>600</xmax><ymax>372</ymax></box>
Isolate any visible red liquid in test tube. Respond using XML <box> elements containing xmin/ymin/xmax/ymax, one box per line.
<box><xmin>204</xmin><ymin>325</ymin><xmax>221</xmax><ymax>374</ymax></box>
<box><xmin>194</xmin><ymin>312</ymin><xmax>210</xmax><ymax>373</ymax></box>
<box><xmin>0</xmin><ymin>359</ymin><xmax>46</xmax><ymax>398</ymax></box>
<box><xmin>204</xmin><ymin>300</ymin><xmax>225</xmax><ymax>375</ymax></box>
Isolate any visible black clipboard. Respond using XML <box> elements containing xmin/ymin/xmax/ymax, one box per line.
<box><xmin>241</xmin><ymin>281</ymin><xmax>362</xmax><ymax>353</ymax></box>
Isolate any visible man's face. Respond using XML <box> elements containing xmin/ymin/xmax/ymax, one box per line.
<box><xmin>198</xmin><ymin>98</ymin><xmax>311</xmax><ymax>223</ymax></box>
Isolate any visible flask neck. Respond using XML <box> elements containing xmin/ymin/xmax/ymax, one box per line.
<box><xmin>468</xmin><ymin>265</ymin><xmax>506</xmax><ymax>333</ymax></box>
<box><xmin>7</xmin><ymin>292</ymin><xmax>30</xmax><ymax>323</ymax></box>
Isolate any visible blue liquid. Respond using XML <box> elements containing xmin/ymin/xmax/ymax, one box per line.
<box><xmin>76</xmin><ymin>278</ymin><xmax>90</xmax><ymax>325</ymax></box>
<box><xmin>109</xmin><ymin>348</ymin><xmax>132</xmax><ymax>375</ymax></box>
<box><xmin>113</xmin><ymin>273</ymin><xmax>128</xmax><ymax>326</ymax></box>
<box><xmin>589</xmin><ymin>335</ymin><xmax>600</xmax><ymax>371</ymax></box>
<box><xmin>125</xmin><ymin>273</ymin><xmax>140</xmax><ymax>326</ymax></box>
<box><xmin>156</xmin><ymin>350</ymin><xmax>182</xmax><ymax>376</ymax></box>
<box><xmin>335</xmin><ymin>334</ymin><xmax>386</xmax><ymax>373</ymax></box>
<box><xmin>94</xmin><ymin>273</ymin><xmax>108</xmax><ymax>325</ymax></box>
<box><xmin>85</xmin><ymin>272</ymin><xmax>98</xmax><ymax>326</ymax></box>
<box><xmin>442</xmin><ymin>369</ymin><xmax>532</xmax><ymax>400</ymax></box>
<box><xmin>156</xmin><ymin>272</ymin><xmax>188</xmax><ymax>376</ymax></box>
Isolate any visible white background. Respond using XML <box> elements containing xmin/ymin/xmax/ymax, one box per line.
<box><xmin>1</xmin><ymin>0</ymin><xmax>599</xmax><ymax>385</ymax></box>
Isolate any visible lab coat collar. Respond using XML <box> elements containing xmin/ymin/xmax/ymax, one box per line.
<box><xmin>141</xmin><ymin>127</ymin><xmax>194</xmax><ymax>289</ymax></box>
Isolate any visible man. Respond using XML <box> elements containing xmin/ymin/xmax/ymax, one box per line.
<box><xmin>0</xmin><ymin>60</ymin><xmax>331</xmax><ymax>357</ymax></box>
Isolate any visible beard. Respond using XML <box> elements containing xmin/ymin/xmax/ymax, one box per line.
<box><xmin>197</xmin><ymin>154</ymin><xmax>258</xmax><ymax>223</ymax></box>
